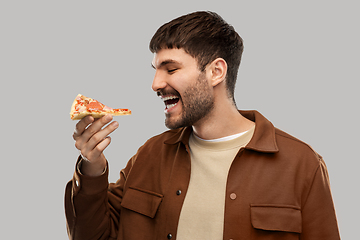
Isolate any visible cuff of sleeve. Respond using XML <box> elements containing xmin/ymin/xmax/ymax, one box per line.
<box><xmin>72</xmin><ymin>156</ymin><xmax>109</xmax><ymax>196</ymax></box>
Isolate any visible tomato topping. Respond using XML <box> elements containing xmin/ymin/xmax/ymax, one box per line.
<box><xmin>113</xmin><ymin>109</ymin><xmax>129</xmax><ymax>112</ymax></box>
<box><xmin>87</xmin><ymin>100</ymin><xmax>105</xmax><ymax>111</ymax></box>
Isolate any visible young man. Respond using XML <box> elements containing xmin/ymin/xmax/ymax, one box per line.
<box><xmin>65</xmin><ymin>11</ymin><xmax>340</xmax><ymax>240</ymax></box>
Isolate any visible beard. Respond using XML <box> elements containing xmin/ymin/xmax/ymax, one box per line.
<box><xmin>165</xmin><ymin>73</ymin><xmax>215</xmax><ymax>129</ymax></box>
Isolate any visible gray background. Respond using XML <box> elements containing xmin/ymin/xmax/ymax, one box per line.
<box><xmin>1</xmin><ymin>0</ymin><xmax>358</xmax><ymax>239</ymax></box>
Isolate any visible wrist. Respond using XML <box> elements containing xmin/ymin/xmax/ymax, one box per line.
<box><xmin>79</xmin><ymin>156</ymin><xmax>107</xmax><ymax>177</ymax></box>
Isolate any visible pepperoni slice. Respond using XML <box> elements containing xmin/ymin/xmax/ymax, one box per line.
<box><xmin>86</xmin><ymin>100</ymin><xmax>105</xmax><ymax>111</ymax></box>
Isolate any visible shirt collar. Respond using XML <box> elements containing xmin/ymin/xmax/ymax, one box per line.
<box><xmin>164</xmin><ymin>110</ymin><xmax>279</xmax><ymax>153</ymax></box>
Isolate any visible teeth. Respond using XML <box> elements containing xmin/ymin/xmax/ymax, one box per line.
<box><xmin>166</xmin><ymin>103</ymin><xmax>177</xmax><ymax>109</ymax></box>
<box><xmin>164</xmin><ymin>102</ymin><xmax>178</xmax><ymax>113</ymax></box>
<box><xmin>160</xmin><ymin>95</ymin><xmax>179</xmax><ymax>112</ymax></box>
<box><xmin>161</xmin><ymin>95</ymin><xmax>179</xmax><ymax>101</ymax></box>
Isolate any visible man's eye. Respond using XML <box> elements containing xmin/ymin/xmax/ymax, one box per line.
<box><xmin>168</xmin><ymin>69</ymin><xmax>177</xmax><ymax>73</ymax></box>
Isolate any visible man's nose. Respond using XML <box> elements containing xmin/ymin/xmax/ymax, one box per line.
<box><xmin>151</xmin><ymin>71</ymin><xmax>167</xmax><ymax>92</ymax></box>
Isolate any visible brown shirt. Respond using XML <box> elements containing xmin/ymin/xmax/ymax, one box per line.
<box><xmin>65</xmin><ymin>110</ymin><xmax>340</xmax><ymax>240</ymax></box>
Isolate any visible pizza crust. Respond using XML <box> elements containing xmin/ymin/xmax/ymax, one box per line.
<box><xmin>70</xmin><ymin>111</ymin><xmax>131</xmax><ymax>120</ymax></box>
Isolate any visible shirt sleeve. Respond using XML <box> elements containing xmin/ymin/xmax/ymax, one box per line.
<box><xmin>64</xmin><ymin>156</ymin><xmax>133</xmax><ymax>240</ymax></box>
<box><xmin>301</xmin><ymin>158</ymin><xmax>341</xmax><ymax>239</ymax></box>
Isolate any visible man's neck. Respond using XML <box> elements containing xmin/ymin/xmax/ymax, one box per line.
<box><xmin>192</xmin><ymin>104</ymin><xmax>255</xmax><ymax>140</ymax></box>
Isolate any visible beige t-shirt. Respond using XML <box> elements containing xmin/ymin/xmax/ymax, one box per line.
<box><xmin>176</xmin><ymin>126</ymin><xmax>255</xmax><ymax>240</ymax></box>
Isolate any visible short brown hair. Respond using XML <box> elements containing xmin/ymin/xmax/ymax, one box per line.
<box><xmin>149</xmin><ymin>11</ymin><xmax>244</xmax><ymax>103</ymax></box>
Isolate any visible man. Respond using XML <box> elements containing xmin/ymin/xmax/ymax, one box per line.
<box><xmin>65</xmin><ymin>11</ymin><xmax>340</xmax><ymax>240</ymax></box>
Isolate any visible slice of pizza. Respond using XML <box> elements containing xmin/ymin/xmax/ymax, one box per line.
<box><xmin>70</xmin><ymin>94</ymin><xmax>131</xmax><ymax>120</ymax></box>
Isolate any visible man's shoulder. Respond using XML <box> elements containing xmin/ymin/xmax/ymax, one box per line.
<box><xmin>274</xmin><ymin>127</ymin><xmax>322</xmax><ymax>163</ymax></box>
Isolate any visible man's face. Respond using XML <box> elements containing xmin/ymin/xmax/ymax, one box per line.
<box><xmin>152</xmin><ymin>48</ymin><xmax>214</xmax><ymax>129</ymax></box>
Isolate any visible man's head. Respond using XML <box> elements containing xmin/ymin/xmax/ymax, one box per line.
<box><xmin>151</xmin><ymin>48</ymin><xmax>215</xmax><ymax>129</ymax></box>
<box><xmin>149</xmin><ymin>11</ymin><xmax>244</xmax><ymax>103</ymax></box>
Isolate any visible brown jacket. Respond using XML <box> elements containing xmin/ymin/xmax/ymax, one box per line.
<box><xmin>65</xmin><ymin>110</ymin><xmax>340</xmax><ymax>240</ymax></box>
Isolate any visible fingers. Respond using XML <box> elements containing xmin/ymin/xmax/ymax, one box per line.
<box><xmin>81</xmin><ymin>121</ymin><xmax>118</xmax><ymax>153</ymax></box>
<box><xmin>81</xmin><ymin>115</ymin><xmax>113</xmax><ymax>140</ymax></box>
<box><xmin>73</xmin><ymin>115</ymin><xmax>94</xmax><ymax>140</ymax></box>
<box><xmin>82</xmin><ymin>136</ymin><xmax>112</xmax><ymax>162</ymax></box>
<box><xmin>73</xmin><ymin>114</ymin><xmax>119</xmax><ymax>162</ymax></box>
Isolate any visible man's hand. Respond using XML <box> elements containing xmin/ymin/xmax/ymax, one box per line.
<box><xmin>73</xmin><ymin>114</ymin><xmax>119</xmax><ymax>177</ymax></box>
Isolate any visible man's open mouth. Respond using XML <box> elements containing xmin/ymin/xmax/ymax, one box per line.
<box><xmin>162</xmin><ymin>95</ymin><xmax>180</xmax><ymax>110</ymax></box>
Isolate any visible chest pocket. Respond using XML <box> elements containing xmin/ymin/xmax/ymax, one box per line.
<box><xmin>250</xmin><ymin>204</ymin><xmax>302</xmax><ymax>233</ymax></box>
<box><xmin>121</xmin><ymin>187</ymin><xmax>163</xmax><ymax>218</ymax></box>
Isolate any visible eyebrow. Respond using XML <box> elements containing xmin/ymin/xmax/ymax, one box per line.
<box><xmin>151</xmin><ymin>59</ymin><xmax>181</xmax><ymax>69</ymax></box>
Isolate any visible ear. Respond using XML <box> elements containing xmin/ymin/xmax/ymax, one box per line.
<box><xmin>208</xmin><ymin>58</ymin><xmax>227</xmax><ymax>87</ymax></box>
